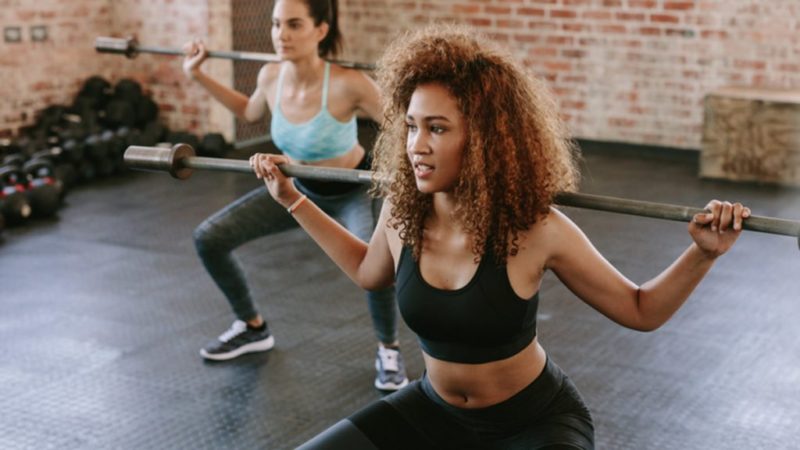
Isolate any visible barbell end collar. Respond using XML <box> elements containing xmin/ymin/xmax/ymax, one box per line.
<box><xmin>124</xmin><ymin>144</ymin><xmax>195</xmax><ymax>180</ymax></box>
<box><xmin>95</xmin><ymin>36</ymin><xmax>139</xmax><ymax>59</ymax></box>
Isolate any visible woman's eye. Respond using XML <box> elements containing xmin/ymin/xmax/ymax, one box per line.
<box><xmin>406</xmin><ymin>123</ymin><xmax>417</xmax><ymax>131</ymax></box>
<box><xmin>431</xmin><ymin>126</ymin><xmax>445</xmax><ymax>134</ymax></box>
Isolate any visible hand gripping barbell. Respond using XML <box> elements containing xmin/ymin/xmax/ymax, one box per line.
<box><xmin>94</xmin><ymin>36</ymin><xmax>377</xmax><ymax>71</ymax></box>
<box><xmin>123</xmin><ymin>144</ymin><xmax>800</xmax><ymax>249</ymax></box>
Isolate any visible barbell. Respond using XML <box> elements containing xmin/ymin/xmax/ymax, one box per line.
<box><xmin>94</xmin><ymin>36</ymin><xmax>377</xmax><ymax>71</ymax></box>
<box><xmin>124</xmin><ymin>144</ymin><xmax>800</xmax><ymax>248</ymax></box>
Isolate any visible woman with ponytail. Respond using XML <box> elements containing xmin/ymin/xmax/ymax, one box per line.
<box><xmin>182</xmin><ymin>0</ymin><xmax>408</xmax><ymax>393</ymax></box>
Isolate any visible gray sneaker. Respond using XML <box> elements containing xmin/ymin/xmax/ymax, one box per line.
<box><xmin>374</xmin><ymin>345</ymin><xmax>409</xmax><ymax>391</ymax></box>
<box><xmin>200</xmin><ymin>320</ymin><xmax>275</xmax><ymax>361</ymax></box>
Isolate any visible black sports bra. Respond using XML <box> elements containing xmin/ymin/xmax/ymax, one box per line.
<box><xmin>395</xmin><ymin>245</ymin><xmax>539</xmax><ymax>364</ymax></box>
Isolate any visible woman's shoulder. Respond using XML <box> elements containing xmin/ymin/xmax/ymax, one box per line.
<box><xmin>329</xmin><ymin>63</ymin><xmax>374</xmax><ymax>90</ymax></box>
<box><xmin>516</xmin><ymin>207</ymin><xmax>577</xmax><ymax>254</ymax></box>
<box><xmin>256</xmin><ymin>63</ymin><xmax>281</xmax><ymax>85</ymax></box>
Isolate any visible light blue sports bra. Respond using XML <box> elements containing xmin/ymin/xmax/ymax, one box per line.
<box><xmin>270</xmin><ymin>62</ymin><xmax>358</xmax><ymax>162</ymax></box>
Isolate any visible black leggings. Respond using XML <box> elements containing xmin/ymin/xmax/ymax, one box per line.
<box><xmin>297</xmin><ymin>358</ymin><xmax>594</xmax><ymax>450</ymax></box>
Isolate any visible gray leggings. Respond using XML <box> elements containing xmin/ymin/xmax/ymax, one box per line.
<box><xmin>193</xmin><ymin>180</ymin><xmax>398</xmax><ymax>344</ymax></box>
<box><xmin>299</xmin><ymin>357</ymin><xmax>594</xmax><ymax>449</ymax></box>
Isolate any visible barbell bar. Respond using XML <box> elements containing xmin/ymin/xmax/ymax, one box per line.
<box><xmin>94</xmin><ymin>36</ymin><xmax>377</xmax><ymax>71</ymax></box>
<box><xmin>124</xmin><ymin>144</ymin><xmax>800</xmax><ymax>247</ymax></box>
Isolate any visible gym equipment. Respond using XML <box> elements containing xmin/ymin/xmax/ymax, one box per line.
<box><xmin>0</xmin><ymin>166</ymin><xmax>33</xmax><ymax>225</ymax></box>
<box><xmin>22</xmin><ymin>159</ymin><xmax>62</xmax><ymax>217</ymax></box>
<box><xmin>123</xmin><ymin>144</ymin><xmax>800</xmax><ymax>247</ymax></box>
<box><xmin>95</xmin><ymin>36</ymin><xmax>377</xmax><ymax>71</ymax></box>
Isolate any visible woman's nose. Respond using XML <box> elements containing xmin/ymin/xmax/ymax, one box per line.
<box><xmin>408</xmin><ymin>133</ymin><xmax>430</xmax><ymax>155</ymax></box>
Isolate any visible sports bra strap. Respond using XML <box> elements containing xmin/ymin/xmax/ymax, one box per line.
<box><xmin>275</xmin><ymin>64</ymin><xmax>285</xmax><ymax>108</ymax></box>
<box><xmin>321</xmin><ymin>62</ymin><xmax>330</xmax><ymax>108</ymax></box>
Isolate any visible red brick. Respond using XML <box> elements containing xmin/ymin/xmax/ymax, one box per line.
<box><xmin>664</xmin><ymin>1</ymin><xmax>695</xmax><ymax>10</ymax></box>
<box><xmin>617</xmin><ymin>12</ymin><xmax>646</xmax><ymax>22</ymax></box>
<box><xmin>563</xmin><ymin>23</ymin><xmax>591</xmax><ymax>32</ymax></box>
<box><xmin>561</xmin><ymin>100</ymin><xmax>586</xmax><ymax>110</ymax></box>
<box><xmin>486</xmin><ymin>6</ymin><xmax>512</xmax><ymax>14</ymax></box>
<box><xmin>599</xmin><ymin>24</ymin><xmax>627</xmax><ymax>34</ymax></box>
<box><xmin>639</xmin><ymin>27</ymin><xmax>662</xmax><ymax>36</ymax></box>
<box><xmin>513</xmin><ymin>34</ymin><xmax>541</xmax><ymax>43</ymax></box>
<box><xmin>609</xmin><ymin>117</ymin><xmax>637</xmax><ymax>127</ymax></box>
<box><xmin>700</xmin><ymin>30</ymin><xmax>728</xmax><ymax>39</ymax></box>
<box><xmin>453</xmin><ymin>4</ymin><xmax>480</xmax><ymax>14</ymax></box>
<box><xmin>528</xmin><ymin>47</ymin><xmax>558</xmax><ymax>57</ymax></box>
<box><xmin>468</xmin><ymin>18</ymin><xmax>491</xmax><ymax>27</ymax></box>
<box><xmin>583</xmin><ymin>11</ymin><xmax>612</xmax><ymax>20</ymax></box>
<box><xmin>650</xmin><ymin>14</ymin><xmax>680</xmax><ymax>24</ymax></box>
<box><xmin>518</xmin><ymin>7</ymin><xmax>545</xmax><ymax>16</ymax></box>
<box><xmin>629</xmin><ymin>0</ymin><xmax>658</xmax><ymax>8</ymax></box>
<box><xmin>562</xmin><ymin>49</ymin><xmax>586</xmax><ymax>58</ymax></box>
<box><xmin>551</xmin><ymin>10</ymin><xmax>578</xmax><ymax>19</ymax></box>
<box><xmin>497</xmin><ymin>19</ymin><xmax>525</xmax><ymax>28</ymax></box>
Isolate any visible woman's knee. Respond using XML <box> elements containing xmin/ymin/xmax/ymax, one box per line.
<box><xmin>193</xmin><ymin>220</ymin><xmax>230</xmax><ymax>256</ymax></box>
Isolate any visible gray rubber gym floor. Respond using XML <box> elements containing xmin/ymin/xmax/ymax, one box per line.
<box><xmin>1</xmin><ymin>139</ymin><xmax>798</xmax><ymax>449</ymax></box>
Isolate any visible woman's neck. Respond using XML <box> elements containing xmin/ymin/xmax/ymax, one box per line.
<box><xmin>429</xmin><ymin>192</ymin><xmax>462</xmax><ymax>233</ymax></box>
<box><xmin>431</xmin><ymin>192</ymin><xmax>456</xmax><ymax>217</ymax></box>
<box><xmin>282</xmin><ymin>54</ymin><xmax>325</xmax><ymax>88</ymax></box>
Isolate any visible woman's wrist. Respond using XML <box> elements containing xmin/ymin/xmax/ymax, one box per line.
<box><xmin>689</xmin><ymin>242</ymin><xmax>720</xmax><ymax>262</ymax></box>
<box><xmin>185</xmin><ymin>67</ymin><xmax>204</xmax><ymax>81</ymax></box>
<box><xmin>286</xmin><ymin>194</ymin><xmax>308</xmax><ymax>214</ymax></box>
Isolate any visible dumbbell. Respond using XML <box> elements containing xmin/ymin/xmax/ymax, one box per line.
<box><xmin>30</xmin><ymin>148</ymin><xmax>78</xmax><ymax>192</ymax></box>
<box><xmin>23</xmin><ymin>159</ymin><xmax>63</xmax><ymax>216</ymax></box>
<box><xmin>0</xmin><ymin>166</ymin><xmax>33</xmax><ymax>225</ymax></box>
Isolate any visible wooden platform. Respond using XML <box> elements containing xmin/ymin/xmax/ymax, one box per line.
<box><xmin>701</xmin><ymin>86</ymin><xmax>800</xmax><ymax>186</ymax></box>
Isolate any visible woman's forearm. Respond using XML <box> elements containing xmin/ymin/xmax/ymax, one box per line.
<box><xmin>189</xmin><ymin>70</ymin><xmax>251</xmax><ymax>119</ymax></box>
<box><xmin>282</xmin><ymin>195</ymin><xmax>381</xmax><ymax>289</ymax></box>
<box><xmin>636</xmin><ymin>243</ymin><xmax>717</xmax><ymax>330</ymax></box>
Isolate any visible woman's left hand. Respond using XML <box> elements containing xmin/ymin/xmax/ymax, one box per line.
<box><xmin>249</xmin><ymin>153</ymin><xmax>300</xmax><ymax>208</ymax></box>
<box><xmin>689</xmin><ymin>200</ymin><xmax>751</xmax><ymax>258</ymax></box>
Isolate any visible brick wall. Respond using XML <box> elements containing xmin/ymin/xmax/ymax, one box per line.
<box><xmin>4</xmin><ymin>1</ymin><xmax>799</xmax><ymax>150</ymax></box>
<box><xmin>0</xmin><ymin>0</ymin><xmax>232</xmax><ymax>139</ymax></box>
<box><xmin>338</xmin><ymin>0</ymin><xmax>800</xmax><ymax>150</ymax></box>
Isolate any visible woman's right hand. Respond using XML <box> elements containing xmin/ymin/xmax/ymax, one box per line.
<box><xmin>182</xmin><ymin>39</ymin><xmax>208</xmax><ymax>79</ymax></box>
<box><xmin>250</xmin><ymin>153</ymin><xmax>301</xmax><ymax>208</ymax></box>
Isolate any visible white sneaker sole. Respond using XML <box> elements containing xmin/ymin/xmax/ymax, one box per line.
<box><xmin>374</xmin><ymin>377</ymin><xmax>409</xmax><ymax>391</ymax></box>
<box><xmin>200</xmin><ymin>335</ymin><xmax>275</xmax><ymax>361</ymax></box>
<box><xmin>374</xmin><ymin>359</ymin><xmax>410</xmax><ymax>391</ymax></box>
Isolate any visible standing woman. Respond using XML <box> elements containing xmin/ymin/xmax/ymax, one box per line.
<box><xmin>252</xmin><ymin>25</ymin><xmax>751</xmax><ymax>449</ymax></box>
<box><xmin>182</xmin><ymin>0</ymin><xmax>408</xmax><ymax>392</ymax></box>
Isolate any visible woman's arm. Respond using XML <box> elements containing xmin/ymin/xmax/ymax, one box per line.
<box><xmin>182</xmin><ymin>40</ymin><xmax>269</xmax><ymax>122</ymax></box>
<box><xmin>544</xmin><ymin>201</ymin><xmax>750</xmax><ymax>331</ymax></box>
<box><xmin>343</xmin><ymin>69</ymin><xmax>382</xmax><ymax>122</ymax></box>
<box><xmin>249</xmin><ymin>153</ymin><xmax>396</xmax><ymax>290</ymax></box>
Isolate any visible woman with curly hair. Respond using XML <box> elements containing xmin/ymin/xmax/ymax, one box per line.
<box><xmin>251</xmin><ymin>25</ymin><xmax>750</xmax><ymax>449</ymax></box>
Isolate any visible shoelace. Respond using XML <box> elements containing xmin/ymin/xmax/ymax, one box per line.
<box><xmin>378</xmin><ymin>347</ymin><xmax>400</xmax><ymax>372</ymax></box>
<box><xmin>218</xmin><ymin>320</ymin><xmax>248</xmax><ymax>342</ymax></box>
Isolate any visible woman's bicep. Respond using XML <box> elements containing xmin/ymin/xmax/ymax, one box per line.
<box><xmin>358</xmin><ymin>201</ymin><xmax>397</xmax><ymax>290</ymax></box>
<box><xmin>352</xmin><ymin>72</ymin><xmax>382</xmax><ymax>122</ymax></box>
<box><xmin>243</xmin><ymin>66</ymin><xmax>272</xmax><ymax>122</ymax></box>
<box><xmin>545</xmin><ymin>209</ymin><xmax>645</xmax><ymax>329</ymax></box>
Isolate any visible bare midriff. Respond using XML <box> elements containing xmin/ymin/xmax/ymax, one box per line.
<box><xmin>423</xmin><ymin>338</ymin><xmax>547</xmax><ymax>409</ymax></box>
<box><xmin>289</xmin><ymin>143</ymin><xmax>365</xmax><ymax>170</ymax></box>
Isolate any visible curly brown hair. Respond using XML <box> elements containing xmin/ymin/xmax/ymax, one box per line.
<box><xmin>371</xmin><ymin>25</ymin><xmax>580</xmax><ymax>264</ymax></box>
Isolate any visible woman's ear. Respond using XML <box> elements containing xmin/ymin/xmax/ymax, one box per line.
<box><xmin>315</xmin><ymin>22</ymin><xmax>329</xmax><ymax>45</ymax></box>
